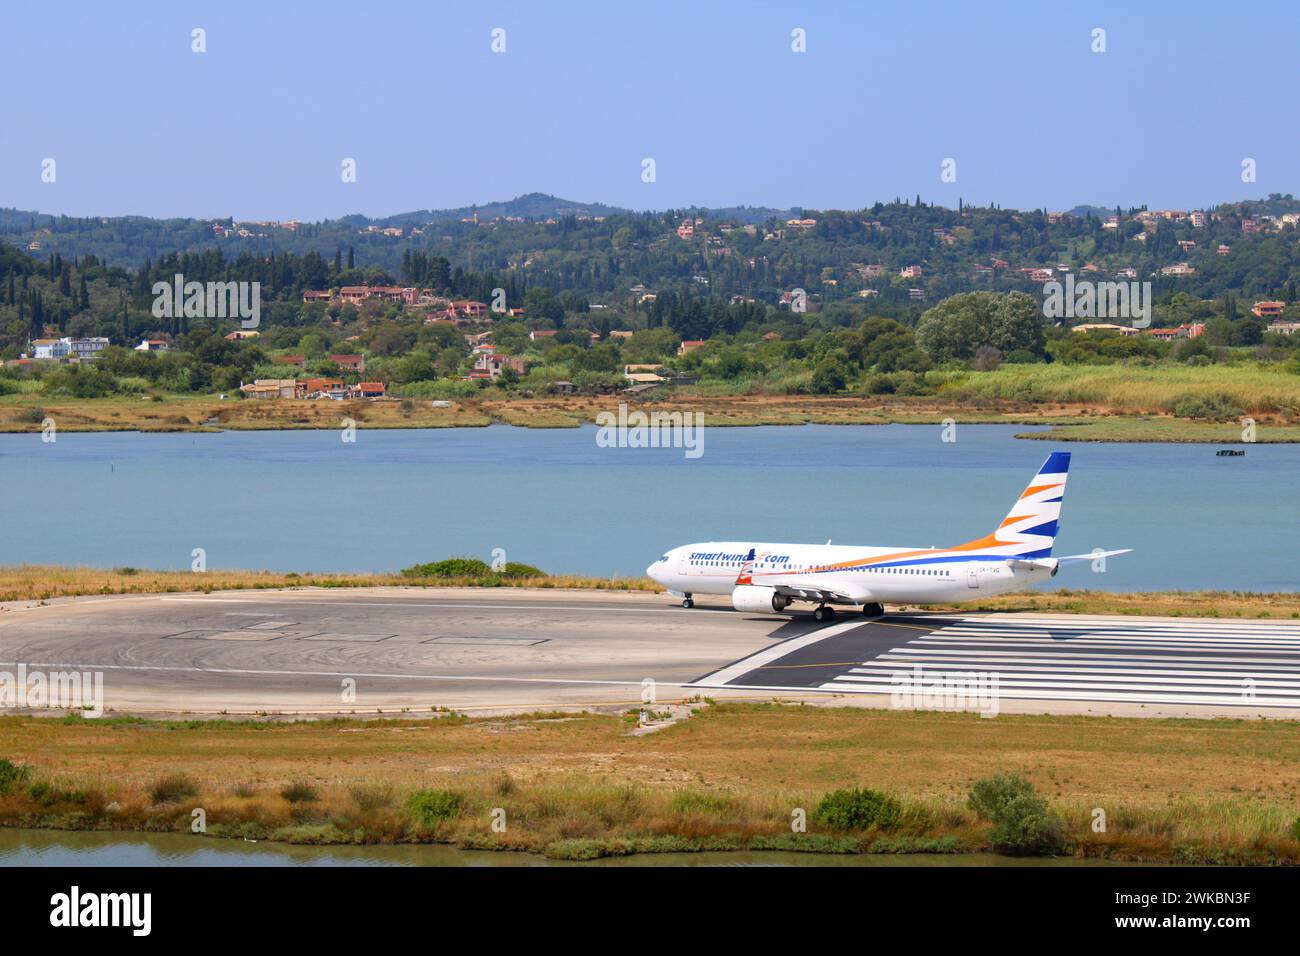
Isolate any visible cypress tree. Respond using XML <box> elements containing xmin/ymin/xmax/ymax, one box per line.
<box><xmin>29</xmin><ymin>291</ymin><xmax>41</xmax><ymax>342</ymax></box>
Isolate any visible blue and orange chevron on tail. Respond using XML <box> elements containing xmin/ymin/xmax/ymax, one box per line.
<box><xmin>942</xmin><ymin>453</ymin><xmax>1071</xmax><ymax>559</ymax></box>
<box><xmin>992</xmin><ymin>451</ymin><xmax>1070</xmax><ymax>558</ymax></box>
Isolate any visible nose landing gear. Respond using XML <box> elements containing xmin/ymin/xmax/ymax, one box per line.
<box><xmin>681</xmin><ymin>594</ymin><xmax>694</xmax><ymax>609</ymax></box>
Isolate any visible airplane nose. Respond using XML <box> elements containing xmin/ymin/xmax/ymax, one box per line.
<box><xmin>646</xmin><ymin>562</ymin><xmax>660</xmax><ymax>580</ymax></box>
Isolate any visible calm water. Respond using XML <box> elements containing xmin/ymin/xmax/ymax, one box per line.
<box><xmin>1</xmin><ymin>424</ymin><xmax>1295</xmax><ymax>592</ymax></box>
<box><xmin>0</xmin><ymin>829</ymin><xmax>1127</xmax><ymax>867</ymax></box>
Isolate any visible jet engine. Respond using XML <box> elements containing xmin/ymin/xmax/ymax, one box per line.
<box><xmin>731</xmin><ymin>585</ymin><xmax>792</xmax><ymax>613</ymax></box>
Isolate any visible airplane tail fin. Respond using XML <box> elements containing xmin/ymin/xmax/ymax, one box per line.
<box><xmin>991</xmin><ymin>452</ymin><xmax>1070</xmax><ymax>558</ymax></box>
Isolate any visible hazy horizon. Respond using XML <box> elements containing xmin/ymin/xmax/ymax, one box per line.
<box><xmin>6</xmin><ymin>191</ymin><xmax>1290</xmax><ymax>226</ymax></box>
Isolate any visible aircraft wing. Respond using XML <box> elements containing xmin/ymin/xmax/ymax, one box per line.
<box><xmin>768</xmin><ymin>581</ymin><xmax>865</xmax><ymax>605</ymax></box>
<box><xmin>738</xmin><ymin>551</ymin><xmax>867</xmax><ymax>605</ymax></box>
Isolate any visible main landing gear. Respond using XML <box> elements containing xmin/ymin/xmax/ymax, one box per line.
<box><xmin>861</xmin><ymin>602</ymin><xmax>885</xmax><ymax>618</ymax></box>
<box><xmin>813</xmin><ymin>605</ymin><xmax>836</xmax><ymax>623</ymax></box>
<box><xmin>681</xmin><ymin>594</ymin><xmax>694</xmax><ymax>609</ymax></box>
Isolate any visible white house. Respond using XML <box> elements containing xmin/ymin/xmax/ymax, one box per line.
<box><xmin>30</xmin><ymin>338</ymin><xmax>69</xmax><ymax>360</ymax></box>
<box><xmin>69</xmin><ymin>337</ymin><xmax>110</xmax><ymax>359</ymax></box>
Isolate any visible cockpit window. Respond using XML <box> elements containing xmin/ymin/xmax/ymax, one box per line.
<box><xmin>659</xmin><ymin>555</ymin><xmax>669</xmax><ymax>563</ymax></box>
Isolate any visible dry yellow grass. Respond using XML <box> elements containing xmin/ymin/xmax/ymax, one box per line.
<box><xmin>3</xmin><ymin>372</ymin><xmax>1299</xmax><ymax>438</ymax></box>
<box><xmin>918</xmin><ymin>588</ymin><xmax>1300</xmax><ymax>620</ymax></box>
<box><xmin>1</xmin><ymin>705</ymin><xmax>1297</xmax><ymax>861</ymax></box>
<box><xmin>942</xmin><ymin>362</ymin><xmax>1300</xmax><ymax>417</ymax></box>
<box><xmin>0</xmin><ymin>565</ymin><xmax>656</xmax><ymax>603</ymax></box>
<box><xmin>0</xmin><ymin>567</ymin><xmax>1293</xmax><ymax>618</ymax></box>
<box><xmin>1018</xmin><ymin>418</ymin><xmax>1300</xmax><ymax>443</ymax></box>
<box><xmin>0</xmin><ymin>395</ymin><xmax>492</xmax><ymax>432</ymax></box>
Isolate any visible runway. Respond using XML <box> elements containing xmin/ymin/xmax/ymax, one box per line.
<box><xmin>1</xmin><ymin>588</ymin><xmax>1298</xmax><ymax>718</ymax></box>
<box><xmin>691</xmin><ymin>613</ymin><xmax>1300</xmax><ymax>712</ymax></box>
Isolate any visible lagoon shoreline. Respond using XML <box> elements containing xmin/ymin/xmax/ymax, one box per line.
<box><xmin>1</xmin><ymin>392</ymin><xmax>1297</xmax><ymax>442</ymax></box>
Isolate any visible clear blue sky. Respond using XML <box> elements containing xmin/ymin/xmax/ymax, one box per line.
<box><xmin>3</xmin><ymin>0</ymin><xmax>1296</xmax><ymax>220</ymax></box>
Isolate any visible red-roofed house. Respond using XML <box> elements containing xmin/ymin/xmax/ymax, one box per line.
<box><xmin>1252</xmin><ymin>301</ymin><xmax>1286</xmax><ymax>319</ymax></box>
<box><xmin>1147</xmin><ymin>323</ymin><xmax>1205</xmax><ymax>340</ymax></box>
<box><xmin>677</xmin><ymin>339</ymin><xmax>707</xmax><ymax>357</ymax></box>
<box><xmin>446</xmin><ymin>300</ymin><xmax>489</xmax><ymax>320</ymax></box>
<box><xmin>303</xmin><ymin>378</ymin><xmax>347</xmax><ymax>399</ymax></box>
<box><xmin>330</xmin><ymin>354</ymin><xmax>365</xmax><ymax>373</ymax></box>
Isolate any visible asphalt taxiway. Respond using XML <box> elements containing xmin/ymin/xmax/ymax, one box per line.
<box><xmin>2</xmin><ymin>588</ymin><xmax>1298</xmax><ymax>718</ymax></box>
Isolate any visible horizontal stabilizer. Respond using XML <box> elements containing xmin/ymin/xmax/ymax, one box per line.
<box><xmin>1056</xmin><ymin>549</ymin><xmax>1132</xmax><ymax>564</ymax></box>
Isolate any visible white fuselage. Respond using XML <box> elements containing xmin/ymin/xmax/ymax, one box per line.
<box><xmin>646</xmin><ymin>541</ymin><xmax>1055</xmax><ymax>606</ymax></box>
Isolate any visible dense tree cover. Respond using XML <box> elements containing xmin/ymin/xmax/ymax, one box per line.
<box><xmin>7</xmin><ymin>195</ymin><xmax>1300</xmax><ymax>314</ymax></box>
<box><xmin>3</xmin><ymin>287</ymin><xmax>1297</xmax><ymax>403</ymax></box>
<box><xmin>5</xmin><ymin>192</ymin><xmax>1300</xmax><ymax>400</ymax></box>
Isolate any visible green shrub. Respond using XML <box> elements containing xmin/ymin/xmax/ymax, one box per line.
<box><xmin>392</xmin><ymin>379</ymin><xmax>479</xmax><ymax>399</ymax></box>
<box><xmin>863</xmin><ymin>373</ymin><xmax>897</xmax><ymax>395</ymax></box>
<box><xmin>280</xmin><ymin>782</ymin><xmax>319</xmax><ymax>803</ymax></box>
<box><xmin>400</xmin><ymin>557</ymin><xmax>492</xmax><ymax>578</ymax></box>
<box><xmin>544</xmin><ymin>838</ymin><xmax>609</xmax><ymax>860</ymax></box>
<box><xmin>1170</xmin><ymin>392</ymin><xmax>1244</xmax><ymax>421</ymax></box>
<box><xmin>43</xmin><ymin>366</ymin><xmax>118</xmax><ymax>398</ymax></box>
<box><xmin>813</xmin><ymin>788</ymin><xmax>903</xmax><ymax>831</ymax></box>
<box><xmin>967</xmin><ymin>773</ymin><xmax>1066</xmax><ymax>856</ymax></box>
<box><xmin>148</xmin><ymin>773</ymin><xmax>198</xmax><ymax>805</ymax></box>
<box><xmin>1005</xmin><ymin>349</ymin><xmax>1042</xmax><ymax>364</ymax></box>
<box><xmin>400</xmin><ymin>557</ymin><xmax>546</xmax><ymax>579</ymax></box>
<box><xmin>405</xmin><ymin>788</ymin><xmax>464</xmax><ymax>826</ymax></box>
<box><xmin>0</xmin><ymin>758</ymin><xmax>30</xmax><ymax>795</ymax></box>
<box><xmin>501</xmin><ymin>562</ymin><xmax>546</xmax><ymax>578</ymax></box>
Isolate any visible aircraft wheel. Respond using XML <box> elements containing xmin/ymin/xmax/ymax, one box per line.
<box><xmin>681</xmin><ymin>597</ymin><xmax>694</xmax><ymax>609</ymax></box>
<box><xmin>813</xmin><ymin>605</ymin><xmax>835</xmax><ymax>623</ymax></box>
<box><xmin>862</xmin><ymin>602</ymin><xmax>885</xmax><ymax>618</ymax></box>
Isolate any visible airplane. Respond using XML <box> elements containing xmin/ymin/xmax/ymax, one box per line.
<box><xmin>645</xmin><ymin>451</ymin><xmax>1130</xmax><ymax>621</ymax></box>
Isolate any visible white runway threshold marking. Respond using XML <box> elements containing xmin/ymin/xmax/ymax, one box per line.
<box><xmin>817</xmin><ymin>617</ymin><xmax>1300</xmax><ymax>709</ymax></box>
<box><xmin>685</xmin><ymin>618</ymin><xmax>869</xmax><ymax>687</ymax></box>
